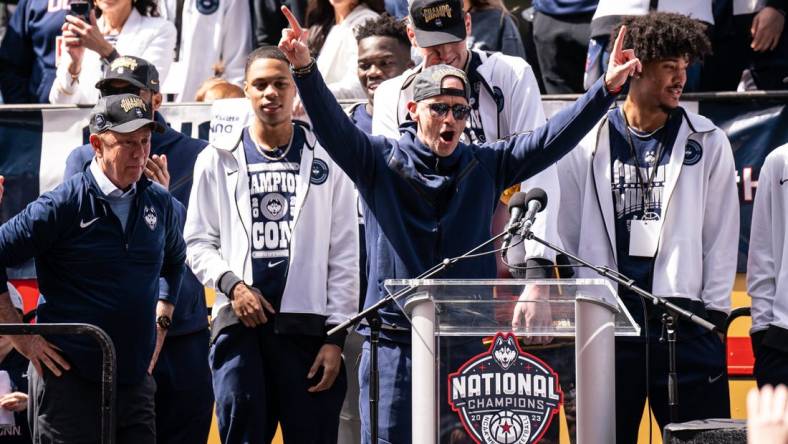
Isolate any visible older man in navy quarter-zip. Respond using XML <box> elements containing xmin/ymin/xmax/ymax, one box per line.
<box><xmin>0</xmin><ymin>93</ymin><xmax>186</xmax><ymax>444</ymax></box>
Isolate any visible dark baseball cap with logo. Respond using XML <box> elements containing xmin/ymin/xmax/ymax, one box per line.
<box><xmin>412</xmin><ymin>64</ymin><xmax>470</xmax><ymax>102</ymax></box>
<box><xmin>89</xmin><ymin>94</ymin><xmax>164</xmax><ymax>134</ymax></box>
<box><xmin>95</xmin><ymin>56</ymin><xmax>160</xmax><ymax>93</ymax></box>
<box><xmin>409</xmin><ymin>0</ymin><xmax>466</xmax><ymax>47</ymax></box>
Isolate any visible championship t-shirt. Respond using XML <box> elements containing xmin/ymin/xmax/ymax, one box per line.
<box><xmin>608</xmin><ymin>108</ymin><xmax>681</xmax><ymax>303</ymax></box>
<box><xmin>243</xmin><ymin>125</ymin><xmax>303</xmax><ymax>309</ymax></box>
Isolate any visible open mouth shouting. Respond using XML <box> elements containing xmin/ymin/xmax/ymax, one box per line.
<box><xmin>439</xmin><ymin>130</ymin><xmax>456</xmax><ymax>143</ymax></box>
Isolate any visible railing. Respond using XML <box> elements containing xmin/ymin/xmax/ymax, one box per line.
<box><xmin>0</xmin><ymin>323</ymin><xmax>116</xmax><ymax>444</ymax></box>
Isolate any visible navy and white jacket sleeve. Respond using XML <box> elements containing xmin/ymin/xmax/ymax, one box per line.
<box><xmin>293</xmin><ymin>67</ymin><xmax>389</xmax><ymax>190</ymax></box>
<box><xmin>490</xmin><ymin>77</ymin><xmax>617</xmax><ymax>191</ymax></box>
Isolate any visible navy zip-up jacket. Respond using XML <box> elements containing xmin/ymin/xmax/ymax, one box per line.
<box><xmin>0</xmin><ymin>169</ymin><xmax>186</xmax><ymax>384</ymax></box>
<box><xmin>64</xmin><ymin>112</ymin><xmax>209</xmax><ymax>336</ymax></box>
<box><xmin>295</xmin><ymin>69</ymin><xmax>616</xmax><ymax>341</ymax></box>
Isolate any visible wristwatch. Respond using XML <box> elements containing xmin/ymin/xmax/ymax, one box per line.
<box><xmin>156</xmin><ymin>315</ymin><xmax>172</xmax><ymax>330</ymax></box>
<box><xmin>100</xmin><ymin>49</ymin><xmax>120</xmax><ymax>66</ymax></box>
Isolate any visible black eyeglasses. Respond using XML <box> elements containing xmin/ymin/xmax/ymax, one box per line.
<box><xmin>428</xmin><ymin>103</ymin><xmax>471</xmax><ymax>120</ymax></box>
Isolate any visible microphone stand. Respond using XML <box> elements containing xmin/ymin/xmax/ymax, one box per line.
<box><xmin>327</xmin><ymin>221</ymin><xmax>524</xmax><ymax>443</ymax></box>
<box><xmin>520</xmin><ymin>228</ymin><xmax>717</xmax><ymax>425</ymax></box>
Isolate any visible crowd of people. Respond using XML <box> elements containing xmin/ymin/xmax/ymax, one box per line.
<box><xmin>0</xmin><ymin>0</ymin><xmax>786</xmax><ymax>105</ymax></box>
<box><xmin>0</xmin><ymin>0</ymin><xmax>786</xmax><ymax>444</ymax></box>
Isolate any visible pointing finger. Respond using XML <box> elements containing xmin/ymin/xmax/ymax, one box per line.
<box><xmin>612</xmin><ymin>25</ymin><xmax>627</xmax><ymax>61</ymax></box>
<box><xmin>281</xmin><ymin>6</ymin><xmax>303</xmax><ymax>34</ymax></box>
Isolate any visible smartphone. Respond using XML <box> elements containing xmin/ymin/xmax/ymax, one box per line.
<box><xmin>68</xmin><ymin>0</ymin><xmax>91</xmax><ymax>22</ymax></box>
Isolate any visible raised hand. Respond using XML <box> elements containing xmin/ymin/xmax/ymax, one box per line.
<box><xmin>278</xmin><ymin>6</ymin><xmax>311</xmax><ymax>68</ymax></box>
<box><xmin>604</xmin><ymin>25</ymin><xmax>642</xmax><ymax>93</ymax></box>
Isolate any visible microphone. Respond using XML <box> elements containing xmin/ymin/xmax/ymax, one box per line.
<box><xmin>519</xmin><ymin>187</ymin><xmax>548</xmax><ymax>236</ymax></box>
<box><xmin>500</xmin><ymin>192</ymin><xmax>528</xmax><ymax>258</ymax></box>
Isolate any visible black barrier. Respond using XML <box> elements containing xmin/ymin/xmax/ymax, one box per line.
<box><xmin>0</xmin><ymin>323</ymin><xmax>116</xmax><ymax>444</ymax></box>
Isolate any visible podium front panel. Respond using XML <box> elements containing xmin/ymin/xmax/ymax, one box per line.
<box><xmin>384</xmin><ymin>279</ymin><xmax>638</xmax><ymax>444</ymax></box>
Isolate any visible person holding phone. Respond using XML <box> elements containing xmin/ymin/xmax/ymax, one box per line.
<box><xmin>48</xmin><ymin>0</ymin><xmax>176</xmax><ymax>104</ymax></box>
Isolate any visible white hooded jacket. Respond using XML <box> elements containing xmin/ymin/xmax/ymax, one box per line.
<box><xmin>748</xmin><ymin>143</ymin><xmax>788</xmax><ymax>333</ymax></box>
<box><xmin>184</xmin><ymin>124</ymin><xmax>359</xmax><ymax>331</ymax></box>
<box><xmin>557</xmin><ymin>108</ymin><xmax>738</xmax><ymax>312</ymax></box>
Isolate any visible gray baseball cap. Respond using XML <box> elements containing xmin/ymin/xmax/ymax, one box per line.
<box><xmin>89</xmin><ymin>94</ymin><xmax>164</xmax><ymax>134</ymax></box>
<box><xmin>412</xmin><ymin>64</ymin><xmax>470</xmax><ymax>102</ymax></box>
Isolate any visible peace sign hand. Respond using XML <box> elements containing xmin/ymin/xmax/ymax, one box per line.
<box><xmin>604</xmin><ymin>25</ymin><xmax>642</xmax><ymax>93</ymax></box>
<box><xmin>278</xmin><ymin>6</ymin><xmax>312</xmax><ymax>68</ymax></box>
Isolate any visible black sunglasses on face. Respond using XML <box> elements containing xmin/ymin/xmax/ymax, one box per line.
<box><xmin>428</xmin><ymin>103</ymin><xmax>471</xmax><ymax>120</ymax></box>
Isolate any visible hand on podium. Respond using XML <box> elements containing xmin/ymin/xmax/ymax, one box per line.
<box><xmin>511</xmin><ymin>285</ymin><xmax>553</xmax><ymax>345</ymax></box>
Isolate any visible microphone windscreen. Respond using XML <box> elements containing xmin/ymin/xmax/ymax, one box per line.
<box><xmin>524</xmin><ymin>187</ymin><xmax>548</xmax><ymax>211</ymax></box>
<box><xmin>507</xmin><ymin>192</ymin><xmax>528</xmax><ymax>213</ymax></box>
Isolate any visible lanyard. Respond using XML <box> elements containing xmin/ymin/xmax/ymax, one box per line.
<box><xmin>621</xmin><ymin>111</ymin><xmax>672</xmax><ymax>219</ymax></box>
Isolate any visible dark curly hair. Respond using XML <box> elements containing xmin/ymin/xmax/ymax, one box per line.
<box><xmin>613</xmin><ymin>12</ymin><xmax>711</xmax><ymax>64</ymax></box>
<box><xmin>355</xmin><ymin>13</ymin><xmax>409</xmax><ymax>48</ymax></box>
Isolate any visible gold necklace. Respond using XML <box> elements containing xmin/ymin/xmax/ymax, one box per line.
<box><xmin>252</xmin><ymin>126</ymin><xmax>294</xmax><ymax>161</ymax></box>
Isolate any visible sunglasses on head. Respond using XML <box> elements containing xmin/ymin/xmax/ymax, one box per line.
<box><xmin>101</xmin><ymin>84</ymin><xmax>142</xmax><ymax>97</ymax></box>
<box><xmin>428</xmin><ymin>103</ymin><xmax>471</xmax><ymax>120</ymax></box>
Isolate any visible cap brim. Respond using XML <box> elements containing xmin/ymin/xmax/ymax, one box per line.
<box><xmin>412</xmin><ymin>26</ymin><xmax>464</xmax><ymax>48</ymax></box>
<box><xmin>110</xmin><ymin>119</ymin><xmax>165</xmax><ymax>134</ymax></box>
<box><xmin>95</xmin><ymin>76</ymin><xmax>148</xmax><ymax>91</ymax></box>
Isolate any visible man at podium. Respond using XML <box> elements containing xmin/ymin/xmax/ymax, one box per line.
<box><xmin>278</xmin><ymin>8</ymin><xmax>642</xmax><ymax>442</ymax></box>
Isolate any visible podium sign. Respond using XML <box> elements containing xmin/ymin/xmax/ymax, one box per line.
<box><xmin>384</xmin><ymin>279</ymin><xmax>639</xmax><ymax>444</ymax></box>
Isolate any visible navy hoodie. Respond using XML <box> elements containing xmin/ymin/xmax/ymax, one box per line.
<box><xmin>63</xmin><ymin>112</ymin><xmax>208</xmax><ymax>336</ymax></box>
<box><xmin>295</xmin><ymin>68</ymin><xmax>617</xmax><ymax>342</ymax></box>
<box><xmin>0</xmin><ymin>0</ymin><xmax>68</xmax><ymax>103</ymax></box>
<box><xmin>0</xmin><ymin>170</ymin><xmax>186</xmax><ymax>384</ymax></box>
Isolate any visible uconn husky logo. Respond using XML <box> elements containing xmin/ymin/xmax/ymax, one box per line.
<box><xmin>448</xmin><ymin>333</ymin><xmax>562</xmax><ymax>444</ymax></box>
<box><xmin>310</xmin><ymin>159</ymin><xmax>329</xmax><ymax>185</ymax></box>
<box><xmin>143</xmin><ymin>206</ymin><xmax>158</xmax><ymax>230</ymax></box>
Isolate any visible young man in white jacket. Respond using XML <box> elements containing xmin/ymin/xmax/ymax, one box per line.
<box><xmin>748</xmin><ymin>142</ymin><xmax>788</xmax><ymax>388</ymax></box>
<box><xmin>557</xmin><ymin>12</ymin><xmax>738</xmax><ymax>442</ymax></box>
<box><xmin>184</xmin><ymin>46</ymin><xmax>359</xmax><ymax>444</ymax></box>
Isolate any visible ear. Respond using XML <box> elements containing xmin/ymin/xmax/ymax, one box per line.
<box><xmin>406</xmin><ymin>58</ymin><xmax>416</xmax><ymax>69</ymax></box>
<box><xmin>89</xmin><ymin>134</ymin><xmax>102</xmax><ymax>156</ymax></box>
<box><xmin>152</xmin><ymin>93</ymin><xmax>163</xmax><ymax>112</ymax></box>
<box><xmin>464</xmin><ymin>12</ymin><xmax>472</xmax><ymax>36</ymax></box>
<box><xmin>406</xmin><ymin>24</ymin><xmax>420</xmax><ymax>49</ymax></box>
<box><xmin>406</xmin><ymin>100</ymin><xmax>418</xmax><ymax>120</ymax></box>
<box><xmin>243</xmin><ymin>80</ymin><xmax>251</xmax><ymax>99</ymax></box>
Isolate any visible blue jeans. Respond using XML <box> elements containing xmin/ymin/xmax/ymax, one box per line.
<box><xmin>359</xmin><ymin>339</ymin><xmax>411</xmax><ymax>444</ymax></box>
